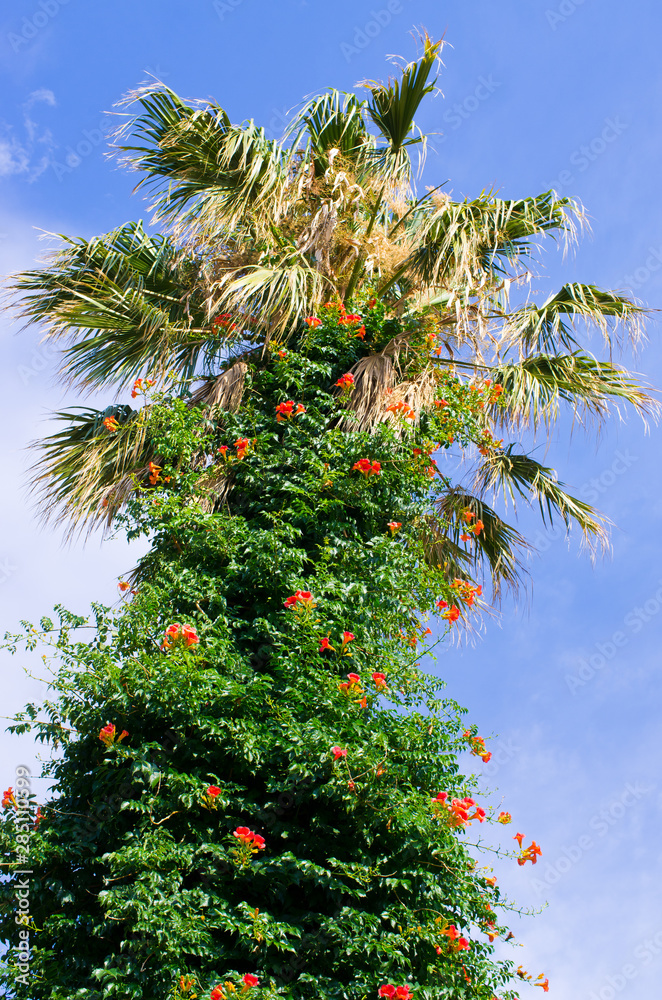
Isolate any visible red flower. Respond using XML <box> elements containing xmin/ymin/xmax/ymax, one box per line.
<box><xmin>218</xmin><ymin>445</ymin><xmax>229</xmax><ymax>459</ymax></box>
<box><xmin>206</xmin><ymin>786</ymin><xmax>221</xmax><ymax>797</ymax></box>
<box><xmin>331</xmin><ymin>746</ymin><xmax>347</xmax><ymax>760</ymax></box>
<box><xmin>336</xmin><ymin>373</ymin><xmax>355</xmax><ymax>389</ymax></box>
<box><xmin>99</xmin><ymin>724</ymin><xmax>128</xmax><ymax>748</ymax></box>
<box><xmin>233</xmin><ymin>827</ymin><xmax>266</xmax><ymax>849</ymax></box>
<box><xmin>395</xmin><ymin>988</ymin><xmax>412</xmax><ymax>1000</ymax></box>
<box><xmin>372</xmin><ymin>672</ymin><xmax>387</xmax><ymax>689</ymax></box>
<box><xmin>354</xmin><ymin>325</ymin><xmax>366</xmax><ymax>339</ymax></box>
<box><xmin>305</xmin><ymin>317</ymin><xmax>322</xmax><ymax>328</ymax></box>
<box><xmin>131</xmin><ymin>377</ymin><xmax>155</xmax><ymax>398</ymax></box>
<box><xmin>163</xmin><ymin>623</ymin><xmax>200</xmax><ymax>649</ymax></box>
<box><xmin>148</xmin><ymin>461</ymin><xmax>162</xmax><ymax>485</ymax></box>
<box><xmin>342</xmin><ymin>631</ymin><xmax>355</xmax><ymax>644</ymax></box>
<box><xmin>436</xmin><ymin>599</ymin><xmax>448</xmax><ymax>609</ymax></box>
<box><xmin>352</xmin><ymin>458</ymin><xmax>381</xmax><ymax>476</ymax></box>
<box><xmin>242</xmin><ymin>974</ymin><xmax>259</xmax><ymax>989</ymax></box>
<box><xmin>211</xmin><ymin>986</ymin><xmax>225</xmax><ymax>1000</ymax></box>
<box><xmin>378</xmin><ymin>987</ymin><xmax>396</xmax><ymax>999</ymax></box>
<box><xmin>284</xmin><ymin>590</ymin><xmax>315</xmax><ymax>610</ymax></box>
<box><xmin>235</xmin><ymin>437</ymin><xmax>251</xmax><ymax>459</ymax></box>
<box><xmin>387</xmin><ymin>521</ymin><xmax>402</xmax><ymax>534</ymax></box>
<box><xmin>441</xmin><ymin>605</ymin><xmax>460</xmax><ymax>623</ymax></box>
<box><xmin>277</xmin><ymin>349</ymin><xmax>287</xmax><ymax>358</ymax></box>
<box><xmin>518</xmin><ymin>840</ymin><xmax>542</xmax><ymax>866</ymax></box>
<box><xmin>118</xmin><ymin>581</ymin><xmax>130</xmax><ymax>593</ymax></box>
<box><xmin>103</xmin><ymin>416</ymin><xmax>119</xmax><ymax>432</ymax></box>
<box><xmin>537</xmin><ymin>978</ymin><xmax>549</xmax><ymax>992</ymax></box>
<box><xmin>2</xmin><ymin>788</ymin><xmax>16</xmax><ymax>809</ymax></box>
<box><xmin>368</xmin><ymin>297</ymin><xmax>377</xmax><ymax>308</ymax></box>
<box><xmin>498</xmin><ymin>811</ymin><xmax>511</xmax><ymax>824</ymax></box>
<box><xmin>347</xmin><ymin>672</ymin><xmax>361</xmax><ymax>685</ymax></box>
<box><xmin>276</xmin><ymin>400</ymin><xmax>306</xmax><ymax>422</ymax></box>
<box><xmin>319</xmin><ymin>636</ymin><xmax>333</xmax><ymax>652</ymax></box>
<box><xmin>513</xmin><ymin>832</ymin><xmax>524</xmax><ymax>848</ymax></box>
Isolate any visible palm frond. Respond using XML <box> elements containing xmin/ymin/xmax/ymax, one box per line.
<box><xmin>11</xmin><ymin>222</ymin><xmax>214</xmax><ymax>390</ymax></box>
<box><xmin>475</xmin><ymin>446</ymin><xmax>610</xmax><ymax>552</ymax></box>
<box><xmin>29</xmin><ymin>406</ymin><xmax>150</xmax><ymax>536</ymax></box>
<box><xmin>492</xmin><ymin>353</ymin><xmax>659</xmax><ymax>430</ymax></box>
<box><xmin>504</xmin><ymin>283</ymin><xmax>646</xmax><ymax>354</ymax></box>
<box><xmin>430</xmin><ymin>488</ymin><xmax>531</xmax><ymax>598</ymax></box>
<box><xmin>215</xmin><ymin>249</ymin><xmax>332</xmax><ymax>341</ymax></box>
<box><xmin>189</xmin><ymin>361</ymin><xmax>249</xmax><ymax>411</ymax></box>
<box><xmin>295</xmin><ymin>90</ymin><xmax>373</xmax><ymax>175</ymax></box>
<box><xmin>362</xmin><ymin>32</ymin><xmax>443</xmax><ymax>155</ymax></box>
<box><xmin>383</xmin><ymin>190</ymin><xmax>582</xmax><ymax>295</ymax></box>
<box><xmin>115</xmin><ymin>86</ymin><xmax>289</xmax><ymax>234</ymax></box>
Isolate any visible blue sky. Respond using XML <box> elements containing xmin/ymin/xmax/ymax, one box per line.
<box><xmin>1</xmin><ymin>2</ymin><xmax>662</xmax><ymax>997</ymax></box>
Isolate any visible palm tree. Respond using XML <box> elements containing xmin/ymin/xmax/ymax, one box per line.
<box><xmin>10</xmin><ymin>33</ymin><xmax>657</xmax><ymax>594</ymax></box>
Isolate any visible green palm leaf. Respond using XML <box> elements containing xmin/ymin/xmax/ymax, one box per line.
<box><xmin>12</xmin><ymin>222</ymin><xmax>214</xmax><ymax>390</ymax></box>
<box><xmin>504</xmin><ymin>283</ymin><xmax>646</xmax><ymax>354</ymax></box>
<box><xmin>475</xmin><ymin>446</ymin><xmax>609</xmax><ymax>551</ymax></box>
<box><xmin>363</xmin><ymin>32</ymin><xmax>443</xmax><ymax>155</ymax></box>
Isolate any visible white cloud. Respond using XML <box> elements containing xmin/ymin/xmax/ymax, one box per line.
<box><xmin>0</xmin><ymin>88</ymin><xmax>57</xmax><ymax>182</ymax></box>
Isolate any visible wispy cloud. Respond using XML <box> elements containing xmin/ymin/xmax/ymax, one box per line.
<box><xmin>0</xmin><ymin>89</ymin><xmax>56</xmax><ymax>182</ymax></box>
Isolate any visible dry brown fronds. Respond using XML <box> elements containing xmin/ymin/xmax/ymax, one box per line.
<box><xmin>189</xmin><ymin>362</ymin><xmax>248</xmax><ymax>412</ymax></box>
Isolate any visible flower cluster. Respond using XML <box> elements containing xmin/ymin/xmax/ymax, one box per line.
<box><xmin>440</xmin><ymin>924</ymin><xmax>470</xmax><ymax>953</ymax></box>
<box><xmin>463</xmin><ymin>729</ymin><xmax>492</xmax><ymax>763</ymax></box>
<box><xmin>433</xmin><ymin>792</ymin><xmax>486</xmax><ymax>828</ymax></box>
<box><xmin>335</xmin><ymin>372</ymin><xmax>355</xmax><ymax>390</ymax></box>
<box><xmin>378</xmin><ymin>985</ymin><xmax>411</xmax><ymax>1000</ymax></box>
<box><xmin>162</xmin><ymin>623</ymin><xmax>200</xmax><ymax>650</ymax></box>
<box><xmin>218</xmin><ymin>438</ymin><xmax>253</xmax><ymax>462</ymax></box>
<box><xmin>451</xmin><ymin>578</ymin><xmax>482</xmax><ymax>606</ymax></box>
<box><xmin>98</xmin><ymin>724</ymin><xmax>129</xmax><ymax>748</ymax></box>
<box><xmin>517</xmin><ymin>967</ymin><xmax>549</xmax><ymax>992</ymax></box>
<box><xmin>131</xmin><ymin>377</ymin><xmax>155</xmax><ymax>398</ymax></box>
<box><xmin>202</xmin><ymin>785</ymin><xmax>222</xmax><ymax>810</ymax></box>
<box><xmin>482</xmin><ymin>378</ymin><xmax>504</xmax><ymax>403</ymax></box>
<box><xmin>103</xmin><ymin>416</ymin><xmax>119</xmax><ymax>432</ymax></box>
<box><xmin>514</xmin><ymin>833</ymin><xmax>542</xmax><ymax>866</ymax></box>
<box><xmin>459</xmin><ymin>510</ymin><xmax>484</xmax><ymax>541</ymax></box>
<box><xmin>210</xmin><ymin>973</ymin><xmax>259</xmax><ymax>1000</ymax></box>
<box><xmin>211</xmin><ymin>312</ymin><xmax>236</xmax><ymax>330</ymax></box>
<box><xmin>331</xmin><ymin>746</ymin><xmax>347</xmax><ymax>761</ymax></box>
<box><xmin>498</xmin><ymin>811</ymin><xmax>512</xmax><ymax>824</ymax></box>
<box><xmin>387</xmin><ymin>521</ymin><xmax>402</xmax><ymax>534</ymax></box>
<box><xmin>338</xmin><ymin>672</ymin><xmax>367</xmax><ymax>708</ymax></box>
<box><xmin>477</xmin><ymin>429</ymin><xmax>504</xmax><ymax>456</ymax></box>
<box><xmin>177</xmin><ymin>974</ymin><xmax>196</xmax><ymax>995</ymax></box>
<box><xmin>148</xmin><ymin>461</ymin><xmax>164</xmax><ymax>485</ymax></box>
<box><xmin>316</xmin><ymin>301</ymin><xmax>366</xmax><ymax>338</ymax></box>
<box><xmin>2</xmin><ymin>787</ymin><xmax>17</xmax><ymax>810</ymax></box>
<box><xmin>319</xmin><ymin>631</ymin><xmax>354</xmax><ymax>655</ymax></box>
<box><xmin>233</xmin><ymin>827</ymin><xmax>266</xmax><ymax>850</ymax></box>
<box><xmin>385</xmin><ymin>400</ymin><xmax>416</xmax><ymax>420</ymax></box>
<box><xmin>352</xmin><ymin>458</ymin><xmax>381</xmax><ymax>476</ymax></box>
<box><xmin>284</xmin><ymin>590</ymin><xmax>315</xmax><ymax>611</ymax></box>
<box><xmin>275</xmin><ymin>400</ymin><xmax>306</xmax><ymax>422</ymax></box>
<box><xmin>436</xmin><ymin>600</ymin><xmax>460</xmax><ymax>622</ymax></box>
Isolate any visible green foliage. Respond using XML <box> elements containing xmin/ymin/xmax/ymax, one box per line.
<box><xmin>1</xmin><ymin>322</ymin><xmax>523</xmax><ymax>1000</ymax></box>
